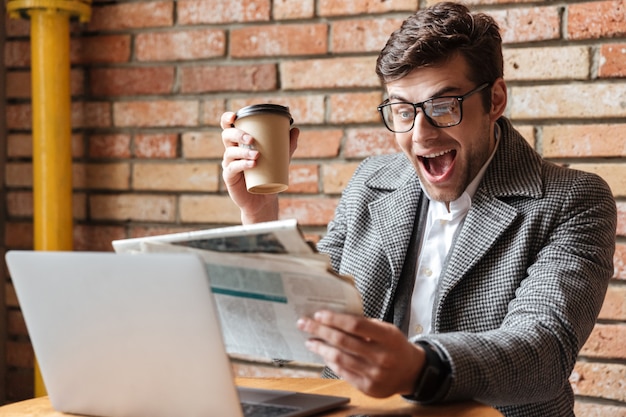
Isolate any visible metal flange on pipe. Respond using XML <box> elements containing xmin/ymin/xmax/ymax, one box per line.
<box><xmin>7</xmin><ymin>0</ymin><xmax>91</xmax><ymax>21</ymax></box>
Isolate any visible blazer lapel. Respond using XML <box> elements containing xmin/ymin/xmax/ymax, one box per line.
<box><xmin>438</xmin><ymin>192</ymin><xmax>518</xmax><ymax>297</ymax></box>
<box><xmin>435</xmin><ymin>118</ymin><xmax>544</xmax><ymax>312</ymax></box>
<box><xmin>365</xmin><ymin>159</ymin><xmax>422</xmax><ymax>290</ymax></box>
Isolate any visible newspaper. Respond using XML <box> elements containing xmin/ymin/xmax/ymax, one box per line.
<box><xmin>112</xmin><ymin>220</ymin><xmax>363</xmax><ymax>365</ymax></box>
<box><xmin>112</xmin><ymin>218</ymin><xmax>315</xmax><ymax>256</ymax></box>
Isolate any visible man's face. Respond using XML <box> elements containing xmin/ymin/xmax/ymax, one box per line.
<box><xmin>385</xmin><ymin>55</ymin><xmax>500</xmax><ymax>204</ymax></box>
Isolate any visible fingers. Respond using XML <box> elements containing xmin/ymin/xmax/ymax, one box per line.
<box><xmin>297</xmin><ymin>311</ymin><xmax>425</xmax><ymax>397</ymax></box>
<box><xmin>220</xmin><ymin>111</ymin><xmax>236</xmax><ymax>129</ymax></box>
<box><xmin>305</xmin><ymin>310</ymin><xmax>390</xmax><ymax>342</ymax></box>
<box><xmin>289</xmin><ymin>127</ymin><xmax>300</xmax><ymax>158</ymax></box>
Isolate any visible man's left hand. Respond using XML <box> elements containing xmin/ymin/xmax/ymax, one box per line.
<box><xmin>297</xmin><ymin>310</ymin><xmax>425</xmax><ymax>398</ymax></box>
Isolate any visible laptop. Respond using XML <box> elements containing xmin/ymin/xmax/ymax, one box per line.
<box><xmin>6</xmin><ymin>250</ymin><xmax>349</xmax><ymax>417</ymax></box>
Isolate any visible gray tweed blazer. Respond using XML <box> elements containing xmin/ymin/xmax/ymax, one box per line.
<box><xmin>316</xmin><ymin>117</ymin><xmax>616</xmax><ymax>417</ymax></box>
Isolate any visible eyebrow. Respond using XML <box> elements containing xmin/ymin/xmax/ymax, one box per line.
<box><xmin>388</xmin><ymin>86</ymin><xmax>461</xmax><ymax>103</ymax></box>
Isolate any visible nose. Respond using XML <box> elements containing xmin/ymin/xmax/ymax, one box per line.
<box><xmin>411</xmin><ymin>111</ymin><xmax>438</xmax><ymax>143</ymax></box>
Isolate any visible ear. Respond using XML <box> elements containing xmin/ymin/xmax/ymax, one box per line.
<box><xmin>489</xmin><ymin>78</ymin><xmax>507</xmax><ymax>122</ymax></box>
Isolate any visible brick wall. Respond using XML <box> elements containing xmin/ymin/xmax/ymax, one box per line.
<box><xmin>3</xmin><ymin>0</ymin><xmax>625</xmax><ymax>414</ymax></box>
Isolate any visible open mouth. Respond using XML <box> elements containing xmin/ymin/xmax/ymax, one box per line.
<box><xmin>419</xmin><ymin>149</ymin><xmax>456</xmax><ymax>178</ymax></box>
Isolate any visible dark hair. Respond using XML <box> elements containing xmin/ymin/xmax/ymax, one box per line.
<box><xmin>375</xmin><ymin>2</ymin><xmax>503</xmax><ymax>109</ymax></box>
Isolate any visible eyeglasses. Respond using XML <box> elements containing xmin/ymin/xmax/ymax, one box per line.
<box><xmin>377</xmin><ymin>83</ymin><xmax>490</xmax><ymax>133</ymax></box>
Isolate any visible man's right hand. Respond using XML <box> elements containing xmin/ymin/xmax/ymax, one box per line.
<box><xmin>220</xmin><ymin>111</ymin><xmax>299</xmax><ymax>224</ymax></box>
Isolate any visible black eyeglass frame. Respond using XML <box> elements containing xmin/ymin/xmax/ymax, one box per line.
<box><xmin>377</xmin><ymin>82</ymin><xmax>491</xmax><ymax>133</ymax></box>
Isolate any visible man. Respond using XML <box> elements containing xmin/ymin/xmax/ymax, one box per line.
<box><xmin>220</xmin><ymin>3</ymin><xmax>617</xmax><ymax>416</ymax></box>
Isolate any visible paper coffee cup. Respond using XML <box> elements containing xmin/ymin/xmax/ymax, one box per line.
<box><xmin>234</xmin><ymin>104</ymin><xmax>293</xmax><ymax>194</ymax></box>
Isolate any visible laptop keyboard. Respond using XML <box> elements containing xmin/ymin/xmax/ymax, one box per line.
<box><xmin>241</xmin><ymin>401</ymin><xmax>301</xmax><ymax>417</ymax></box>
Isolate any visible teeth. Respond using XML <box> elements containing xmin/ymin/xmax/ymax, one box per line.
<box><xmin>423</xmin><ymin>149</ymin><xmax>452</xmax><ymax>158</ymax></box>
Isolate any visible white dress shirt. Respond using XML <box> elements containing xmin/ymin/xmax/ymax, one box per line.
<box><xmin>408</xmin><ymin>127</ymin><xmax>500</xmax><ymax>338</ymax></box>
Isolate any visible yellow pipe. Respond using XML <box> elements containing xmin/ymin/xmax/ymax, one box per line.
<box><xmin>30</xmin><ymin>10</ymin><xmax>74</xmax><ymax>397</ymax></box>
<box><xmin>30</xmin><ymin>9</ymin><xmax>74</xmax><ymax>254</ymax></box>
<box><xmin>7</xmin><ymin>0</ymin><xmax>91</xmax><ymax>398</ymax></box>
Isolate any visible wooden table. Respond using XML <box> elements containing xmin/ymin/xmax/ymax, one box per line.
<box><xmin>0</xmin><ymin>377</ymin><xmax>503</xmax><ymax>417</ymax></box>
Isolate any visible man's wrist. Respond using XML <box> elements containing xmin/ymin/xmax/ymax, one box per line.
<box><xmin>240</xmin><ymin>199</ymin><xmax>279</xmax><ymax>224</ymax></box>
<box><xmin>403</xmin><ymin>341</ymin><xmax>452</xmax><ymax>403</ymax></box>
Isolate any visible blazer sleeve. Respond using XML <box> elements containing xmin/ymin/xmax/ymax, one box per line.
<box><xmin>416</xmin><ymin>170</ymin><xmax>616</xmax><ymax>406</ymax></box>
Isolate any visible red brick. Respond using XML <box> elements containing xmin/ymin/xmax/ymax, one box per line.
<box><xmin>288</xmin><ymin>164</ymin><xmax>319</xmax><ymax>193</ymax></box>
<box><xmin>89</xmin><ymin>194</ymin><xmax>176</xmax><ymax>222</ymax></box>
<box><xmin>279</xmin><ymin>197</ymin><xmax>339</xmax><ymax>226</ymax></box>
<box><xmin>7</xmin><ymin>134</ymin><xmax>31</xmax><ymax>157</ymax></box>
<box><xmin>322</xmin><ymin>163</ymin><xmax>360</xmax><ymax>194</ymax></box>
<box><xmin>615</xmin><ymin>243</ymin><xmax>626</xmax><ymax>280</ymax></box>
<box><xmin>177</xmin><ymin>0</ymin><xmax>270</xmax><ymax>24</ymax></box>
<box><xmin>5</xmin><ymin>162</ymin><xmax>32</xmax><ymax>187</ymax></box>
<box><xmin>127</xmin><ymin>225</ymin><xmax>195</xmax><ymax>239</ymax></box>
<box><xmin>135</xmin><ymin>133</ymin><xmax>178</xmax><ymax>159</ymax></box>
<box><xmin>181</xmin><ymin>131</ymin><xmax>224</xmax><ymax>159</ymax></box>
<box><xmin>4</xmin><ymin>222</ymin><xmax>33</xmax><ymax>249</ymax></box>
<box><xmin>73</xmin><ymin>224</ymin><xmax>127</xmax><ymax>251</ymax></box>
<box><xmin>72</xmin><ymin>101</ymin><xmax>112</xmax><ymax>128</ymax></box>
<box><xmin>542</xmin><ymin>124</ymin><xmax>626</xmax><ymax>158</ymax></box>
<box><xmin>6</xmin><ymin>283</ymin><xmax>19</xmax><ymax>308</ymax></box>
<box><xmin>7</xmin><ymin>369</ymin><xmax>34</xmax><ymax>402</ymax></box>
<box><xmin>71</xmin><ymin>69</ymin><xmax>86</xmax><ymax>96</ymax></box>
<box><xmin>6</xmin><ymin>341</ymin><xmax>34</xmax><ymax>369</ymax></box>
<box><xmin>568</xmin><ymin>0</ymin><xmax>626</xmax><ymax>40</ymax></box>
<box><xmin>344</xmin><ymin>127</ymin><xmax>400</xmax><ymax>158</ymax></box>
<box><xmin>570</xmin><ymin>362</ymin><xmax>626</xmax><ymax>402</ymax></box>
<box><xmin>136</xmin><ymin>29</ymin><xmax>225</xmax><ymax>61</ymax></box>
<box><xmin>618</xmin><ymin>202</ymin><xmax>626</xmax><ymax>237</ymax></box>
<box><xmin>6</xmin><ymin>103</ymin><xmax>31</xmax><ymax>130</ymax></box>
<box><xmin>332</xmin><ymin>18</ymin><xmax>404</xmax><ymax>53</ymax></box>
<box><xmin>6</xmin><ymin>71</ymin><xmax>30</xmax><ymax>98</ymax></box>
<box><xmin>179</xmin><ymin>195</ymin><xmax>241</xmax><ymax>224</ymax></box>
<box><xmin>273</xmin><ymin>0</ymin><xmax>315</xmax><ymax>20</ymax></box>
<box><xmin>574</xmin><ymin>402</ymin><xmax>626</xmax><ymax>417</ymax></box>
<box><xmin>73</xmin><ymin>163</ymin><xmax>130</xmax><ymax>190</ymax></box>
<box><xmin>231</xmin><ymin>24</ymin><xmax>327</xmax><ymax>57</ymax></box>
<box><xmin>113</xmin><ymin>100</ymin><xmax>199</xmax><ymax>127</ymax></box>
<box><xmin>4</xmin><ymin>40</ymin><xmax>30</xmax><ymax>68</ymax></box>
<box><xmin>200</xmin><ymin>99</ymin><xmax>228</xmax><ymax>127</ymax></box>
<box><xmin>74</xmin><ymin>193</ymin><xmax>88</xmax><ymax>220</ymax></box>
<box><xmin>329</xmin><ymin>92</ymin><xmax>382</xmax><ymax>124</ymax></box>
<box><xmin>281</xmin><ymin>57</ymin><xmax>379</xmax><ymax>90</ymax></box>
<box><xmin>319</xmin><ymin>0</ymin><xmax>417</xmax><ymax>16</ymax></box>
<box><xmin>580</xmin><ymin>324</ymin><xmax>626</xmax><ymax>359</ymax></box>
<box><xmin>490</xmin><ymin>7</ymin><xmax>561</xmax><ymax>44</ymax></box>
<box><xmin>88</xmin><ymin>134</ymin><xmax>131</xmax><ymax>158</ymax></box>
<box><xmin>7</xmin><ymin>309</ymin><xmax>27</xmax><ymax>335</ymax></box>
<box><xmin>6</xmin><ymin>191</ymin><xmax>32</xmax><ymax>217</ymax></box>
<box><xmin>90</xmin><ymin>67</ymin><xmax>175</xmax><ymax>96</ymax></box>
<box><xmin>599</xmin><ymin>285</ymin><xmax>626</xmax><ymax>321</ymax></box>
<box><xmin>87</xmin><ymin>1</ymin><xmax>173</xmax><ymax>31</ymax></box>
<box><xmin>71</xmin><ymin>35</ymin><xmax>131</xmax><ymax>64</ymax></box>
<box><xmin>133</xmin><ymin>163</ymin><xmax>219</xmax><ymax>192</ymax></box>
<box><xmin>510</xmin><ymin>83</ymin><xmax>626</xmax><ymax>119</ymax></box>
<box><xmin>5</xmin><ymin>15</ymin><xmax>30</xmax><ymax>36</ymax></box>
<box><xmin>180</xmin><ymin>64</ymin><xmax>276</xmax><ymax>93</ymax></box>
<box><xmin>504</xmin><ymin>46</ymin><xmax>590</xmax><ymax>81</ymax></box>
<box><xmin>293</xmin><ymin>129</ymin><xmax>342</xmax><ymax>159</ymax></box>
<box><xmin>599</xmin><ymin>43</ymin><xmax>626</xmax><ymax>78</ymax></box>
